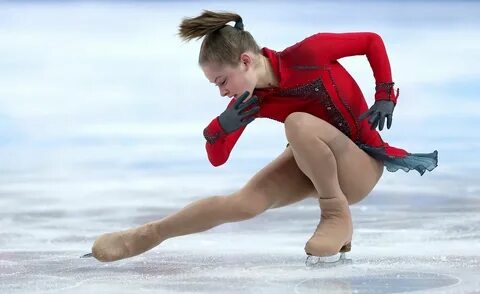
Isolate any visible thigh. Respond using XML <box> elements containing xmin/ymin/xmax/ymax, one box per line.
<box><xmin>234</xmin><ymin>145</ymin><xmax>316</xmax><ymax>210</ymax></box>
<box><xmin>332</xmin><ymin>132</ymin><xmax>384</xmax><ymax>204</ymax></box>
<box><xmin>285</xmin><ymin>112</ymin><xmax>384</xmax><ymax>204</ymax></box>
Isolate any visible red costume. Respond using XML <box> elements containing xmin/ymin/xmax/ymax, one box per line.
<box><xmin>203</xmin><ymin>32</ymin><xmax>438</xmax><ymax>175</ymax></box>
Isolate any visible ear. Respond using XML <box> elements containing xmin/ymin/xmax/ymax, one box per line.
<box><xmin>239</xmin><ymin>52</ymin><xmax>253</xmax><ymax>71</ymax></box>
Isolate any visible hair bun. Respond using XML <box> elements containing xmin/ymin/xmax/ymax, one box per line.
<box><xmin>234</xmin><ymin>18</ymin><xmax>244</xmax><ymax>30</ymax></box>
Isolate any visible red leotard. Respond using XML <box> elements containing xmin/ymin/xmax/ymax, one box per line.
<box><xmin>203</xmin><ymin>32</ymin><xmax>438</xmax><ymax>175</ymax></box>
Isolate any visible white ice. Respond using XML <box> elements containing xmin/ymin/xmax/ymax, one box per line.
<box><xmin>0</xmin><ymin>1</ymin><xmax>479</xmax><ymax>293</ymax></box>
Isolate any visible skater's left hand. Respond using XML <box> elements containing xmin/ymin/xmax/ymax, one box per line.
<box><xmin>358</xmin><ymin>100</ymin><xmax>395</xmax><ymax>131</ymax></box>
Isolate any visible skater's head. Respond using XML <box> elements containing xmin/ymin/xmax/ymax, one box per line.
<box><xmin>178</xmin><ymin>10</ymin><xmax>273</xmax><ymax>101</ymax></box>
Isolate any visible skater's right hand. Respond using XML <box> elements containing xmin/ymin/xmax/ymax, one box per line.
<box><xmin>218</xmin><ymin>90</ymin><xmax>260</xmax><ymax>134</ymax></box>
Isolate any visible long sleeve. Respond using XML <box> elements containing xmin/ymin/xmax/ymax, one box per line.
<box><xmin>299</xmin><ymin>32</ymin><xmax>399</xmax><ymax>104</ymax></box>
<box><xmin>202</xmin><ymin>98</ymin><xmax>248</xmax><ymax>167</ymax></box>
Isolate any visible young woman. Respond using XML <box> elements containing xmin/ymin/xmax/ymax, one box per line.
<box><xmin>87</xmin><ymin>10</ymin><xmax>438</xmax><ymax>264</ymax></box>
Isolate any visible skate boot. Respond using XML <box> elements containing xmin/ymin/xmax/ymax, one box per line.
<box><xmin>82</xmin><ymin>223</ymin><xmax>162</xmax><ymax>262</ymax></box>
<box><xmin>304</xmin><ymin>197</ymin><xmax>353</xmax><ymax>267</ymax></box>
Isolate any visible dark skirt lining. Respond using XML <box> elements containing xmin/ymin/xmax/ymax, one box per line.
<box><xmin>285</xmin><ymin>142</ymin><xmax>438</xmax><ymax>176</ymax></box>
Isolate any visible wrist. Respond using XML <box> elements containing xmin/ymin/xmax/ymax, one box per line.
<box><xmin>203</xmin><ymin>116</ymin><xmax>229</xmax><ymax>144</ymax></box>
<box><xmin>375</xmin><ymin>82</ymin><xmax>399</xmax><ymax>105</ymax></box>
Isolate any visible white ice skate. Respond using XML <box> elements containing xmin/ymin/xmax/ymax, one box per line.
<box><xmin>80</xmin><ymin>252</ymin><xmax>93</xmax><ymax>258</ymax></box>
<box><xmin>305</xmin><ymin>243</ymin><xmax>352</xmax><ymax>267</ymax></box>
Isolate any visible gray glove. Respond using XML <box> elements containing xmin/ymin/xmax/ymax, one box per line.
<box><xmin>218</xmin><ymin>90</ymin><xmax>260</xmax><ymax>134</ymax></box>
<box><xmin>359</xmin><ymin>100</ymin><xmax>395</xmax><ymax>131</ymax></box>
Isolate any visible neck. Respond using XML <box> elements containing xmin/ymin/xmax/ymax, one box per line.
<box><xmin>255</xmin><ymin>55</ymin><xmax>278</xmax><ymax>89</ymax></box>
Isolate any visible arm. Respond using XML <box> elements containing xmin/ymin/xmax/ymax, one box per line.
<box><xmin>302</xmin><ymin>32</ymin><xmax>399</xmax><ymax>104</ymax></box>
<box><xmin>203</xmin><ymin>98</ymin><xmax>248</xmax><ymax>167</ymax></box>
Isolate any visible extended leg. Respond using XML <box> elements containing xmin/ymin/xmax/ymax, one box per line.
<box><xmin>90</xmin><ymin>145</ymin><xmax>316</xmax><ymax>262</ymax></box>
<box><xmin>91</xmin><ymin>195</ymin><xmax>250</xmax><ymax>262</ymax></box>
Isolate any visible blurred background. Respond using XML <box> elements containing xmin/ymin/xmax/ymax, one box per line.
<box><xmin>0</xmin><ymin>1</ymin><xmax>479</xmax><ymax>293</ymax></box>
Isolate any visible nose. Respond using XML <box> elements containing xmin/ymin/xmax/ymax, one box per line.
<box><xmin>220</xmin><ymin>88</ymin><xmax>229</xmax><ymax>97</ymax></box>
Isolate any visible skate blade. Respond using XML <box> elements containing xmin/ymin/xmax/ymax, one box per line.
<box><xmin>305</xmin><ymin>252</ymin><xmax>352</xmax><ymax>267</ymax></box>
<box><xmin>80</xmin><ymin>252</ymin><xmax>93</xmax><ymax>258</ymax></box>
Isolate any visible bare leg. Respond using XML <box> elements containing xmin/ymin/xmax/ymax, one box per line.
<box><xmin>284</xmin><ymin>112</ymin><xmax>383</xmax><ymax>257</ymax></box>
<box><xmin>92</xmin><ymin>146</ymin><xmax>316</xmax><ymax>262</ymax></box>
<box><xmin>92</xmin><ymin>195</ymin><xmax>256</xmax><ymax>262</ymax></box>
<box><xmin>289</xmin><ymin>134</ymin><xmax>353</xmax><ymax>256</ymax></box>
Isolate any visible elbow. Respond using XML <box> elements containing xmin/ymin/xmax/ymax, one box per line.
<box><xmin>210</xmin><ymin>160</ymin><xmax>223</xmax><ymax>167</ymax></box>
<box><xmin>366</xmin><ymin>32</ymin><xmax>385</xmax><ymax>51</ymax></box>
<box><xmin>206</xmin><ymin>142</ymin><xmax>229</xmax><ymax>167</ymax></box>
<box><xmin>206</xmin><ymin>146</ymin><xmax>226</xmax><ymax>167</ymax></box>
<box><xmin>208</xmin><ymin>154</ymin><xmax>227</xmax><ymax>167</ymax></box>
<box><xmin>369</xmin><ymin>32</ymin><xmax>384</xmax><ymax>43</ymax></box>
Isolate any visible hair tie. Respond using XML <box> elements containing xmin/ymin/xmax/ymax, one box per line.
<box><xmin>234</xmin><ymin>18</ymin><xmax>244</xmax><ymax>30</ymax></box>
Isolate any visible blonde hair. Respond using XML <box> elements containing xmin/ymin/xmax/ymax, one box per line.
<box><xmin>177</xmin><ymin>10</ymin><xmax>261</xmax><ymax>67</ymax></box>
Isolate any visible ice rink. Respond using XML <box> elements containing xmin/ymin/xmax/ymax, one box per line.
<box><xmin>1</xmin><ymin>1</ymin><xmax>479</xmax><ymax>293</ymax></box>
<box><xmin>1</xmin><ymin>172</ymin><xmax>480</xmax><ymax>293</ymax></box>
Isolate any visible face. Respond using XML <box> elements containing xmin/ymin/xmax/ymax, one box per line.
<box><xmin>202</xmin><ymin>52</ymin><xmax>258</xmax><ymax>101</ymax></box>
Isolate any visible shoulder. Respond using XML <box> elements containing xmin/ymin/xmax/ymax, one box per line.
<box><xmin>280</xmin><ymin>32</ymin><xmax>339</xmax><ymax>55</ymax></box>
<box><xmin>281</xmin><ymin>33</ymin><xmax>318</xmax><ymax>53</ymax></box>
<box><xmin>278</xmin><ymin>32</ymin><xmax>327</xmax><ymax>62</ymax></box>
<box><xmin>280</xmin><ymin>32</ymin><xmax>383</xmax><ymax>60</ymax></box>
<box><xmin>283</xmin><ymin>32</ymin><xmax>382</xmax><ymax>52</ymax></box>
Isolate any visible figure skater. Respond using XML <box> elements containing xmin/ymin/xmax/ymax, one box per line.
<box><xmin>85</xmin><ymin>10</ymin><xmax>438</xmax><ymax>265</ymax></box>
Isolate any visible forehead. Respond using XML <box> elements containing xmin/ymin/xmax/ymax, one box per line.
<box><xmin>202</xmin><ymin>63</ymin><xmax>238</xmax><ymax>83</ymax></box>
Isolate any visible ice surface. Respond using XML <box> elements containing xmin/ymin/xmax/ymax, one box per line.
<box><xmin>1</xmin><ymin>171</ymin><xmax>479</xmax><ymax>293</ymax></box>
<box><xmin>1</xmin><ymin>1</ymin><xmax>479</xmax><ymax>293</ymax></box>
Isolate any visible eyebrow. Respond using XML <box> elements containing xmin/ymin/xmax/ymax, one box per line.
<box><xmin>212</xmin><ymin>76</ymin><xmax>222</xmax><ymax>84</ymax></box>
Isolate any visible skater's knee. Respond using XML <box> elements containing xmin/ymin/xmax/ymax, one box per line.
<box><xmin>227</xmin><ymin>191</ymin><xmax>269</xmax><ymax>220</ymax></box>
